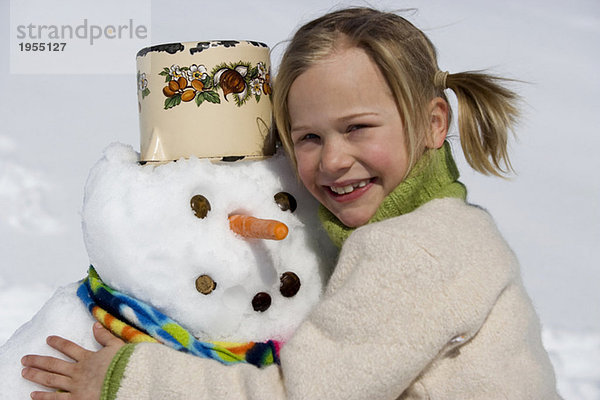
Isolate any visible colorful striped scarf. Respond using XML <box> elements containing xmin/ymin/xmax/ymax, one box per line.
<box><xmin>77</xmin><ymin>266</ymin><xmax>281</xmax><ymax>368</ymax></box>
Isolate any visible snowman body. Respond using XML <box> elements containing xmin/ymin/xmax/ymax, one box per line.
<box><xmin>0</xmin><ymin>143</ymin><xmax>334</xmax><ymax>396</ymax></box>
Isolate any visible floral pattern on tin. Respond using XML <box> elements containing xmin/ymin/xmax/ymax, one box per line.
<box><xmin>137</xmin><ymin>71</ymin><xmax>150</xmax><ymax>99</ymax></box>
<box><xmin>156</xmin><ymin>61</ymin><xmax>272</xmax><ymax>110</ymax></box>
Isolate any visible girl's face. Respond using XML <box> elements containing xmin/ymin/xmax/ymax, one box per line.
<box><xmin>288</xmin><ymin>46</ymin><xmax>410</xmax><ymax>228</ymax></box>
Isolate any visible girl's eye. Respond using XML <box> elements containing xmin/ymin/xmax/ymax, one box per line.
<box><xmin>346</xmin><ymin>124</ymin><xmax>367</xmax><ymax>133</ymax></box>
<box><xmin>301</xmin><ymin>133</ymin><xmax>319</xmax><ymax>141</ymax></box>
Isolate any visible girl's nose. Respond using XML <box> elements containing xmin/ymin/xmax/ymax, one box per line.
<box><xmin>228</xmin><ymin>214</ymin><xmax>288</xmax><ymax>240</ymax></box>
<box><xmin>320</xmin><ymin>139</ymin><xmax>353</xmax><ymax>174</ymax></box>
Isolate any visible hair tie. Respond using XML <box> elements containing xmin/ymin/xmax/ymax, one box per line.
<box><xmin>434</xmin><ymin>70</ymin><xmax>449</xmax><ymax>89</ymax></box>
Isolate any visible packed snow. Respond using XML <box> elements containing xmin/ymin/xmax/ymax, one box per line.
<box><xmin>0</xmin><ymin>144</ymin><xmax>335</xmax><ymax>396</ymax></box>
<box><xmin>80</xmin><ymin>144</ymin><xmax>333</xmax><ymax>342</ymax></box>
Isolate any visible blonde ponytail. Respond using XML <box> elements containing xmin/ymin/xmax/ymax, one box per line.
<box><xmin>445</xmin><ymin>71</ymin><xmax>520</xmax><ymax>176</ymax></box>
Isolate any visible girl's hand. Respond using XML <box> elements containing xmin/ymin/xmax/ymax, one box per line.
<box><xmin>21</xmin><ymin>322</ymin><xmax>125</xmax><ymax>400</ymax></box>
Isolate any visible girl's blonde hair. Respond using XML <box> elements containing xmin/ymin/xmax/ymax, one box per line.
<box><xmin>274</xmin><ymin>7</ymin><xmax>520</xmax><ymax>176</ymax></box>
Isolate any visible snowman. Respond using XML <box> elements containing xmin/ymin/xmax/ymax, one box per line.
<box><xmin>0</xmin><ymin>41</ymin><xmax>334</xmax><ymax>397</ymax></box>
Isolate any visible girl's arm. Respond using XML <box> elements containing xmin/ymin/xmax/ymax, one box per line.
<box><xmin>24</xmin><ymin>203</ymin><xmax>513</xmax><ymax>400</ymax></box>
<box><xmin>105</xmin><ymin>342</ymin><xmax>285</xmax><ymax>400</ymax></box>
<box><xmin>20</xmin><ymin>325</ymin><xmax>285</xmax><ymax>400</ymax></box>
<box><xmin>111</xmin><ymin>203</ymin><xmax>513</xmax><ymax>400</ymax></box>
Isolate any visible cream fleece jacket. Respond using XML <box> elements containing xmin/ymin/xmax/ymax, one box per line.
<box><xmin>105</xmin><ymin>198</ymin><xmax>560</xmax><ymax>399</ymax></box>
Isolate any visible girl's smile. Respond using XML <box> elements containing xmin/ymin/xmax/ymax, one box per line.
<box><xmin>327</xmin><ymin>178</ymin><xmax>373</xmax><ymax>200</ymax></box>
<box><xmin>288</xmin><ymin>45</ymin><xmax>410</xmax><ymax>227</ymax></box>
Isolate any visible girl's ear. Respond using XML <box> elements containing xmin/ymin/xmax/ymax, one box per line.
<box><xmin>426</xmin><ymin>97</ymin><xmax>449</xmax><ymax>149</ymax></box>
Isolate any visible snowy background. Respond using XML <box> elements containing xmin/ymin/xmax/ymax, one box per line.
<box><xmin>0</xmin><ymin>0</ymin><xmax>598</xmax><ymax>398</ymax></box>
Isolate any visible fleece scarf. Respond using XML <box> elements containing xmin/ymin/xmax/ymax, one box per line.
<box><xmin>77</xmin><ymin>266</ymin><xmax>280</xmax><ymax>368</ymax></box>
<box><xmin>319</xmin><ymin>141</ymin><xmax>467</xmax><ymax>248</ymax></box>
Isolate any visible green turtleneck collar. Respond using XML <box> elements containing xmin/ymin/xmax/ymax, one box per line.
<box><xmin>319</xmin><ymin>141</ymin><xmax>467</xmax><ymax>248</ymax></box>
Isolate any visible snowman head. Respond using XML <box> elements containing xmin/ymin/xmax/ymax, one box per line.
<box><xmin>82</xmin><ymin>143</ymin><xmax>333</xmax><ymax>342</ymax></box>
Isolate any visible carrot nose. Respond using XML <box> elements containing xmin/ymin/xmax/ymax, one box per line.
<box><xmin>228</xmin><ymin>214</ymin><xmax>288</xmax><ymax>240</ymax></box>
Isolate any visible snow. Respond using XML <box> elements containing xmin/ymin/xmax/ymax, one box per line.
<box><xmin>544</xmin><ymin>330</ymin><xmax>600</xmax><ymax>399</ymax></box>
<box><xmin>1</xmin><ymin>0</ymin><xmax>599</xmax><ymax>398</ymax></box>
<box><xmin>0</xmin><ymin>141</ymin><xmax>64</xmax><ymax>235</ymax></box>
<box><xmin>0</xmin><ymin>283</ymin><xmax>54</xmax><ymax>344</ymax></box>
<box><xmin>0</xmin><ymin>145</ymin><xmax>334</xmax><ymax>397</ymax></box>
<box><xmin>80</xmin><ymin>144</ymin><xmax>332</xmax><ymax>342</ymax></box>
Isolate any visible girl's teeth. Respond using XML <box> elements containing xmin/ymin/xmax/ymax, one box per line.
<box><xmin>330</xmin><ymin>179</ymin><xmax>369</xmax><ymax>195</ymax></box>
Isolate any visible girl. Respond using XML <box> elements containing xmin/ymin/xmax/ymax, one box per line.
<box><xmin>22</xmin><ymin>7</ymin><xmax>560</xmax><ymax>399</ymax></box>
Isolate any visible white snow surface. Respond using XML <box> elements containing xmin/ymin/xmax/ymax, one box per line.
<box><xmin>543</xmin><ymin>329</ymin><xmax>600</xmax><ymax>399</ymax></box>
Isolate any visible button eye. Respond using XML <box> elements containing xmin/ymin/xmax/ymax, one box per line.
<box><xmin>190</xmin><ymin>195</ymin><xmax>211</xmax><ymax>219</ymax></box>
<box><xmin>280</xmin><ymin>271</ymin><xmax>301</xmax><ymax>297</ymax></box>
<box><xmin>252</xmin><ymin>292</ymin><xmax>272</xmax><ymax>312</ymax></box>
<box><xmin>195</xmin><ymin>274</ymin><xmax>217</xmax><ymax>295</ymax></box>
<box><xmin>274</xmin><ymin>192</ymin><xmax>297</xmax><ymax>212</ymax></box>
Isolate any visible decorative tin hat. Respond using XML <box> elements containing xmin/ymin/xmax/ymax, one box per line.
<box><xmin>136</xmin><ymin>40</ymin><xmax>274</xmax><ymax>162</ymax></box>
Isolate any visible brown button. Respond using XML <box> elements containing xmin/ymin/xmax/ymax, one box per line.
<box><xmin>280</xmin><ymin>272</ymin><xmax>301</xmax><ymax>297</ymax></box>
<box><xmin>195</xmin><ymin>274</ymin><xmax>216</xmax><ymax>295</ymax></box>
<box><xmin>190</xmin><ymin>195</ymin><xmax>211</xmax><ymax>219</ymax></box>
<box><xmin>252</xmin><ymin>292</ymin><xmax>271</xmax><ymax>312</ymax></box>
<box><xmin>274</xmin><ymin>192</ymin><xmax>297</xmax><ymax>212</ymax></box>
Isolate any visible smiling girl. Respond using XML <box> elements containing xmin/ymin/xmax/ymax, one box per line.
<box><xmin>21</xmin><ymin>7</ymin><xmax>560</xmax><ymax>399</ymax></box>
